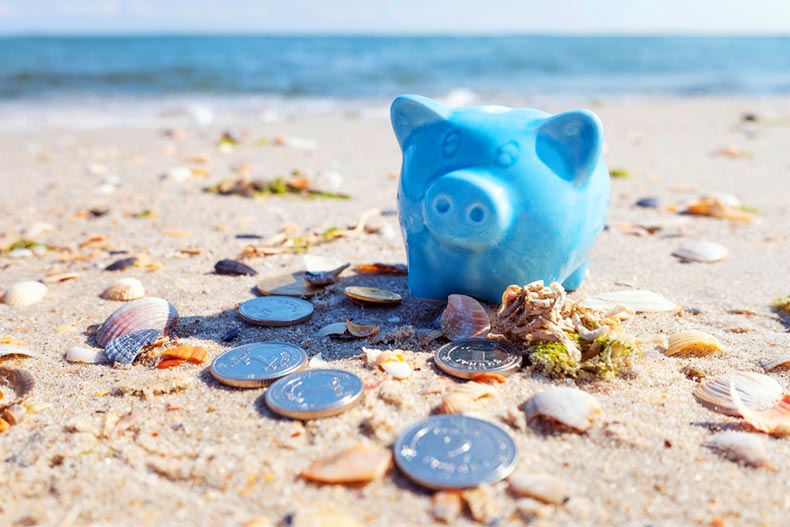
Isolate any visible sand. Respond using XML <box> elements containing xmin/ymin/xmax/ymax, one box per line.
<box><xmin>1</xmin><ymin>96</ymin><xmax>790</xmax><ymax>527</ymax></box>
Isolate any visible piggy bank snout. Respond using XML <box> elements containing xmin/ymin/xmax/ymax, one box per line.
<box><xmin>422</xmin><ymin>171</ymin><xmax>513</xmax><ymax>249</ymax></box>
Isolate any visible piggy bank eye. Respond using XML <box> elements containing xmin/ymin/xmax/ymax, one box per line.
<box><xmin>495</xmin><ymin>141</ymin><xmax>519</xmax><ymax>168</ymax></box>
<box><xmin>442</xmin><ymin>131</ymin><xmax>461</xmax><ymax>157</ymax></box>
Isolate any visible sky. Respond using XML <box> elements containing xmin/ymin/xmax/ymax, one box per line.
<box><xmin>0</xmin><ymin>0</ymin><xmax>789</xmax><ymax>35</ymax></box>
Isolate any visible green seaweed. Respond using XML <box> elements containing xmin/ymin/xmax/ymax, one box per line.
<box><xmin>608</xmin><ymin>168</ymin><xmax>630</xmax><ymax>179</ymax></box>
<box><xmin>527</xmin><ymin>333</ymin><xmax>639</xmax><ymax>379</ymax></box>
<box><xmin>772</xmin><ymin>294</ymin><xmax>790</xmax><ymax>314</ymax></box>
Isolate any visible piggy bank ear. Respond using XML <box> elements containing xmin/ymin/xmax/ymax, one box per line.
<box><xmin>536</xmin><ymin>109</ymin><xmax>603</xmax><ymax>185</ymax></box>
<box><xmin>391</xmin><ymin>95</ymin><xmax>449</xmax><ymax>149</ymax></box>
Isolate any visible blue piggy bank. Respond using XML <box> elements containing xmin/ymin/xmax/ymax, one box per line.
<box><xmin>391</xmin><ymin>95</ymin><xmax>610</xmax><ymax>304</ymax></box>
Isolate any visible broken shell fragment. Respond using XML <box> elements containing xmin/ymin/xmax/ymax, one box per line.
<box><xmin>509</xmin><ymin>472</ymin><xmax>570</xmax><ymax>505</ymax></box>
<box><xmin>0</xmin><ymin>366</ymin><xmax>35</xmax><ymax>408</ymax></box>
<box><xmin>2</xmin><ymin>281</ymin><xmax>47</xmax><ymax>307</ymax></box>
<box><xmin>353</xmin><ymin>263</ymin><xmax>408</xmax><ymax>275</ymax></box>
<box><xmin>101</xmin><ymin>277</ymin><xmax>146</xmax><ymax>301</ymax></box>
<box><xmin>440</xmin><ymin>294</ymin><xmax>491</xmax><ymax>341</ymax></box>
<box><xmin>470</xmin><ymin>372</ymin><xmax>506</xmax><ymax>385</ymax></box>
<box><xmin>214</xmin><ymin>259</ymin><xmax>257</xmax><ymax>276</ymax></box>
<box><xmin>581</xmin><ymin>289</ymin><xmax>675</xmax><ymax>313</ymax></box>
<box><xmin>761</xmin><ymin>355</ymin><xmax>790</xmax><ymax>372</ymax></box>
<box><xmin>95</xmin><ymin>297</ymin><xmax>179</xmax><ymax>347</ymax></box>
<box><xmin>317</xmin><ymin>322</ymin><xmax>349</xmax><ymax>338</ymax></box>
<box><xmin>666</xmin><ymin>330</ymin><xmax>723</xmax><ymax>357</ymax></box>
<box><xmin>104</xmin><ymin>328</ymin><xmax>163</xmax><ymax>364</ymax></box>
<box><xmin>161</xmin><ymin>344</ymin><xmax>207</xmax><ymax>363</ymax></box>
<box><xmin>41</xmin><ymin>272</ymin><xmax>80</xmax><ymax>283</ymax></box>
<box><xmin>65</xmin><ymin>346</ymin><xmax>109</xmax><ymax>363</ymax></box>
<box><xmin>0</xmin><ymin>345</ymin><xmax>41</xmax><ymax>360</ymax></box>
<box><xmin>2</xmin><ymin>403</ymin><xmax>27</xmax><ymax>425</ymax></box>
<box><xmin>431</xmin><ymin>490</ymin><xmax>464</xmax><ymax>523</ymax></box>
<box><xmin>346</xmin><ymin>320</ymin><xmax>380</xmax><ymax>338</ymax></box>
<box><xmin>731</xmin><ymin>385</ymin><xmax>790</xmax><ymax>436</ymax></box>
<box><xmin>304</xmin><ymin>263</ymin><xmax>350</xmax><ymax>286</ymax></box>
<box><xmin>693</xmin><ymin>372</ymin><xmax>782</xmax><ymax>417</ymax></box>
<box><xmin>703</xmin><ymin>431</ymin><xmax>773</xmax><ymax>468</ymax></box>
<box><xmin>672</xmin><ymin>241</ymin><xmax>729</xmax><ymax>263</ymax></box>
<box><xmin>105</xmin><ymin>257</ymin><xmax>138</xmax><ymax>271</ymax></box>
<box><xmin>524</xmin><ymin>387</ymin><xmax>602</xmax><ymax>432</ymax></box>
<box><xmin>299</xmin><ymin>443</ymin><xmax>392</xmax><ymax>484</ymax></box>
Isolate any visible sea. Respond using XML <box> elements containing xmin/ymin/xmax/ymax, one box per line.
<box><xmin>1</xmin><ymin>35</ymin><xmax>789</xmax><ymax>127</ymax></box>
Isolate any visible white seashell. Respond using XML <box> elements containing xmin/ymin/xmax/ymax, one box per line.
<box><xmin>0</xmin><ymin>345</ymin><xmax>41</xmax><ymax>360</ymax></box>
<box><xmin>380</xmin><ymin>360</ymin><xmax>413</xmax><ymax>380</ymax></box>
<box><xmin>7</xmin><ymin>248</ymin><xmax>33</xmax><ymax>259</ymax></box>
<box><xmin>3</xmin><ymin>281</ymin><xmax>47</xmax><ymax>307</ymax></box>
<box><xmin>761</xmin><ymin>355</ymin><xmax>790</xmax><ymax>372</ymax></box>
<box><xmin>165</xmin><ymin>166</ymin><xmax>192</xmax><ymax>182</ymax></box>
<box><xmin>524</xmin><ymin>386</ymin><xmax>602</xmax><ymax>432</ymax></box>
<box><xmin>363</xmin><ymin>347</ymin><xmax>383</xmax><ymax>364</ymax></box>
<box><xmin>693</xmin><ymin>371</ymin><xmax>782</xmax><ymax>416</ymax></box>
<box><xmin>101</xmin><ymin>277</ymin><xmax>146</xmax><ymax>301</ymax></box>
<box><xmin>703</xmin><ymin>431</ymin><xmax>773</xmax><ymax>468</ymax></box>
<box><xmin>509</xmin><ymin>472</ymin><xmax>570</xmax><ymax>505</ymax></box>
<box><xmin>309</xmin><ymin>353</ymin><xmax>330</xmax><ymax>369</ymax></box>
<box><xmin>440</xmin><ymin>294</ymin><xmax>490</xmax><ymax>341</ymax></box>
<box><xmin>303</xmin><ymin>254</ymin><xmax>347</xmax><ymax>273</ymax></box>
<box><xmin>672</xmin><ymin>241</ymin><xmax>728</xmax><ymax>263</ymax></box>
<box><xmin>317</xmin><ymin>322</ymin><xmax>348</xmax><ymax>338</ymax></box>
<box><xmin>66</xmin><ymin>346</ymin><xmax>109</xmax><ymax>363</ymax></box>
<box><xmin>666</xmin><ymin>330</ymin><xmax>723</xmax><ymax>357</ymax></box>
<box><xmin>95</xmin><ymin>296</ymin><xmax>178</xmax><ymax>347</ymax></box>
<box><xmin>581</xmin><ymin>289</ymin><xmax>675</xmax><ymax>313</ymax></box>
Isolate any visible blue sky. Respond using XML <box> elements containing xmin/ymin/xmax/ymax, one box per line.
<box><xmin>1</xmin><ymin>0</ymin><xmax>789</xmax><ymax>35</ymax></box>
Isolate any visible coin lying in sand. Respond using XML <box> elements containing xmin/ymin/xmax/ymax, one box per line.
<box><xmin>256</xmin><ymin>272</ymin><xmax>325</xmax><ymax>299</ymax></box>
<box><xmin>238</xmin><ymin>296</ymin><xmax>314</xmax><ymax>326</ymax></box>
<box><xmin>210</xmin><ymin>342</ymin><xmax>308</xmax><ymax>388</ymax></box>
<box><xmin>394</xmin><ymin>414</ymin><xmax>517</xmax><ymax>489</ymax></box>
<box><xmin>434</xmin><ymin>339</ymin><xmax>521</xmax><ymax>379</ymax></box>
<box><xmin>343</xmin><ymin>286</ymin><xmax>402</xmax><ymax>305</ymax></box>
<box><xmin>265</xmin><ymin>368</ymin><xmax>363</xmax><ymax>419</ymax></box>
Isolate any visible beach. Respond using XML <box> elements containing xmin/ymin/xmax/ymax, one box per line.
<box><xmin>1</xmin><ymin>95</ymin><xmax>790</xmax><ymax>526</ymax></box>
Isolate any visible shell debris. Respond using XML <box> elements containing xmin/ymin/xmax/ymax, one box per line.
<box><xmin>95</xmin><ymin>296</ymin><xmax>179</xmax><ymax>347</ymax></box>
<box><xmin>161</xmin><ymin>344</ymin><xmax>207</xmax><ymax>364</ymax></box>
<box><xmin>440</xmin><ymin>294</ymin><xmax>491</xmax><ymax>341</ymax></box>
<box><xmin>672</xmin><ymin>241</ymin><xmax>729</xmax><ymax>263</ymax></box>
<box><xmin>666</xmin><ymin>330</ymin><xmax>723</xmax><ymax>357</ymax></box>
<box><xmin>2</xmin><ymin>404</ymin><xmax>27</xmax><ymax>426</ymax></box>
<box><xmin>703</xmin><ymin>431</ymin><xmax>774</xmax><ymax>469</ymax></box>
<box><xmin>693</xmin><ymin>372</ymin><xmax>781</xmax><ymax>417</ymax></box>
<box><xmin>524</xmin><ymin>386</ymin><xmax>602</xmax><ymax>433</ymax></box>
<box><xmin>761</xmin><ymin>355</ymin><xmax>790</xmax><ymax>372</ymax></box>
<box><xmin>2</xmin><ymin>281</ymin><xmax>47</xmax><ymax>307</ymax></box>
<box><xmin>731</xmin><ymin>384</ymin><xmax>790</xmax><ymax>436</ymax></box>
<box><xmin>299</xmin><ymin>443</ymin><xmax>392</xmax><ymax>484</ymax></box>
<box><xmin>509</xmin><ymin>472</ymin><xmax>570</xmax><ymax>505</ymax></box>
<box><xmin>101</xmin><ymin>277</ymin><xmax>146</xmax><ymax>301</ymax></box>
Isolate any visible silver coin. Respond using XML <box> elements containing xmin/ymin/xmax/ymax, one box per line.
<box><xmin>265</xmin><ymin>368</ymin><xmax>363</xmax><ymax>420</ymax></box>
<box><xmin>434</xmin><ymin>339</ymin><xmax>521</xmax><ymax>379</ymax></box>
<box><xmin>210</xmin><ymin>342</ymin><xmax>308</xmax><ymax>388</ymax></box>
<box><xmin>394</xmin><ymin>414</ymin><xmax>517</xmax><ymax>489</ymax></box>
<box><xmin>238</xmin><ymin>296</ymin><xmax>313</xmax><ymax>326</ymax></box>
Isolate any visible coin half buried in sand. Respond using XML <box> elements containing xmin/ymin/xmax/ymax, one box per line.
<box><xmin>238</xmin><ymin>296</ymin><xmax>314</xmax><ymax>326</ymax></box>
<box><xmin>210</xmin><ymin>342</ymin><xmax>308</xmax><ymax>388</ymax></box>
<box><xmin>343</xmin><ymin>286</ymin><xmax>402</xmax><ymax>306</ymax></box>
<box><xmin>434</xmin><ymin>339</ymin><xmax>521</xmax><ymax>380</ymax></box>
<box><xmin>394</xmin><ymin>414</ymin><xmax>518</xmax><ymax>490</ymax></box>
<box><xmin>265</xmin><ymin>369</ymin><xmax>364</xmax><ymax>420</ymax></box>
<box><xmin>256</xmin><ymin>272</ymin><xmax>325</xmax><ymax>299</ymax></box>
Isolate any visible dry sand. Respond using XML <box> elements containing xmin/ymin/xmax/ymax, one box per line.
<box><xmin>1</xmin><ymin>96</ymin><xmax>790</xmax><ymax>526</ymax></box>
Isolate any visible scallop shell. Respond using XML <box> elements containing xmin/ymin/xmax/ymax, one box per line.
<box><xmin>703</xmin><ymin>431</ymin><xmax>773</xmax><ymax>468</ymax></box>
<box><xmin>431</xmin><ymin>490</ymin><xmax>464</xmax><ymax>523</ymax></box>
<box><xmin>672</xmin><ymin>241</ymin><xmax>729</xmax><ymax>263</ymax></box>
<box><xmin>2</xmin><ymin>281</ymin><xmax>47</xmax><ymax>307</ymax></box>
<box><xmin>581</xmin><ymin>289</ymin><xmax>675</xmax><ymax>313</ymax></box>
<box><xmin>95</xmin><ymin>297</ymin><xmax>179</xmax><ymax>347</ymax></box>
<box><xmin>524</xmin><ymin>386</ymin><xmax>602</xmax><ymax>432</ymax></box>
<box><xmin>65</xmin><ymin>346</ymin><xmax>109</xmax><ymax>363</ymax></box>
<box><xmin>437</xmin><ymin>393</ymin><xmax>473</xmax><ymax>415</ymax></box>
<box><xmin>451</xmin><ymin>381</ymin><xmax>497</xmax><ymax>400</ymax></box>
<box><xmin>761</xmin><ymin>355</ymin><xmax>790</xmax><ymax>372</ymax></box>
<box><xmin>508</xmin><ymin>472</ymin><xmax>570</xmax><ymax>505</ymax></box>
<box><xmin>693</xmin><ymin>372</ymin><xmax>781</xmax><ymax>417</ymax></box>
<box><xmin>104</xmin><ymin>328</ymin><xmax>163</xmax><ymax>364</ymax></box>
<box><xmin>666</xmin><ymin>330</ymin><xmax>723</xmax><ymax>357</ymax></box>
<box><xmin>101</xmin><ymin>277</ymin><xmax>146</xmax><ymax>301</ymax></box>
<box><xmin>440</xmin><ymin>294</ymin><xmax>490</xmax><ymax>341</ymax></box>
<box><xmin>161</xmin><ymin>344</ymin><xmax>207</xmax><ymax>363</ymax></box>
<box><xmin>299</xmin><ymin>443</ymin><xmax>392</xmax><ymax>484</ymax></box>
<box><xmin>0</xmin><ymin>366</ymin><xmax>35</xmax><ymax>409</ymax></box>
<box><xmin>0</xmin><ymin>345</ymin><xmax>41</xmax><ymax>360</ymax></box>
<box><xmin>2</xmin><ymin>403</ymin><xmax>27</xmax><ymax>425</ymax></box>
<box><xmin>731</xmin><ymin>387</ymin><xmax>790</xmax><ymax>436</ymax></box>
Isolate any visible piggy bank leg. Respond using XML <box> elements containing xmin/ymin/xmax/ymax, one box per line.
<box><xmin>562</xmin><ymin>262</ymin><xmax>588</xmax><ymax>291</ymax></box>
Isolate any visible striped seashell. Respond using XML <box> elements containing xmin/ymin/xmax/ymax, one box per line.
<box><xmin>693</xmin><ymin>371</ymin><xmax>782</xmax><ymax>417</ymax></box>
<box><xmin>2</xmin><ymin>281</ymin><xmax>47</xmax><ymax>307</ymax></box>
<box><xmin>524</xmin><ymin>386</ymin><xmax>602</xmax><ymax>433</ymax></box>
<box><xmin>581</xmin><ymin>289</ymin><xmax>675</xmax><ymax>313</ymax></box>
<box><xmin>441</xmin><ymin>294</ymin><xmax>490</xmax><ymax>341</ymax></box>
<box><xmin>451</xmin><ymin>381</ymin><xmax>497</xmax><ymax>400</ymax></box>
<box><xmin>731</xmin><ymin>385</ymin><xmax>790</xmax><ymax>437</ymax></box>
<box><xmin>672</xmin><ymin>241</ymin><xmax>728</xmax><ymax>263</ymax></box>
<box><xmin>437</xmin><ymin>393</ymin><xmax>474</xmax><ymax>415</ymax></box>
<box><xmin>101</xmin><ymin>277</ymin><xmax>146</xmax><ymax>301</ymax></box>
<box><xmin>0</xmin><ymin>345</ymin><xmax>41</xmax><ymax>360</ymax></box>
<box><xmin>104</xmin><ymin>328</ymin><xmax>163</xmax><ymax>364</ymax></box>
<box><xmin>0</xmin><ymin>366</ymin><xmax>35</xmax><ymax>409</ymax></box>
<box><xmin>703</xmin><ymin>431</ymin><xmax>773</xmax><ymax>468</ymax></box>
<box><xmin>760</xmin><ymin>355</ymin><xmax>790</xmax><ymax>372</ymax></box>
<box><xmin>666</xmin><ymin>330</ymin><xmax>723</xmax><ymax>357</ymax></box>
<box><xmin>95</xmin><ymin>297</ymin><xmax>178</xmax><ymax>347</ymax></box>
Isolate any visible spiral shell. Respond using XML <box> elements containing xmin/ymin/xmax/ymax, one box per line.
<box><xmin>440</xmin><ymin>294</ymin><xmax>490</xmax><ymax>341</ymax></box>
<box><xmin>101</xmin><ymin>277</ymin><xmax>146</xmax><ymax>301</ymax></box>
<box><xmin>524</xmin><ymin>386</ymin><xmax>602</xmax><ymax>432</ymax></box>
<box><xmin>2</xmin><ymin>281</ymin><xmax>47</xmax><ymax>307</ymax></box>
<box><xmin>95</xmin><ymin>297</ymin><xmax>178</xmax><ymax>347</ymax></box>
<box><xmin>693</xmin><ymin>371</ymin><xmax>781</xmax><ymax>417</ymax></box>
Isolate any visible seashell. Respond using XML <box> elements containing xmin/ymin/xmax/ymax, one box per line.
<box><xmin>731</xmin><ymin>385</ymin><xmax>790</xmax><ymax>436</ymax></box>
<box><xmin>470</xmin><ymin>372</ymin><xmax>506</xmax><ymax>385</ymax></box>
<box><xmin>299</xmin><ymin>443</ymin><xmax>392</xmax><ymax>483</ymax></box>
<box><xmin>666</xmin><ymin>330</ymin><xmax>723</xmax><ymax>357</ymax></box>
<box><xmin>304</xmin><ymin>263</ymin><xmax>350</xmax><ymax>286</ymax></box>
<box><xmin>104</xmin><ymin>328</ymin><xmax>163</xmax><ymax>364</ymax></box>
<box><xmin>509</xmin><ymin>472</ymin><xmax>570</xmax><ymax>505</ymax></box>
<box><xmin>353</xmin><ymin>263</ymin><xmax>408</xmax><ymax>275</ymax></box>
<box><xmin>437</xmin><ymin>393</ymin><xmax>473</xmax><ymax>414</ymax></box>
<box><xmin>309</xmin><ymin>353</ymin><xmax>330</xmax><ymax>369</ymax></box>
<box><xmin>95</xmin><ymin>297</ymin><xmax>179</xmax><ymax>347</ymax></box>
<box><xmin>0</xmin><ymin>345</ymin><xmax>41</xmax><ymax>360</ymax></box>
<box><xmin>440</xmin><ymin>294</ymin><xmax>491</xmax><ymax>341</ymax></box>
<box><xmin>161</xmin><ymin>344</ymin><xmax>207</xmax><ymax>363</ymax></box>
<box><xmin>156</xmin><ymin>358</ymin><xmax>184</xmax><ymax>369</ymax></box>
<box><xmin>581</xmin><ymin>289</ymin><xmax>675</xmax><ymax>313</ymax></box>
<box><xmin>524</xmin><ymin>386</ymin><xmax>602</xmax><ymax>432</ymax></box>
<box><xmin>41</xmin><ymin>272</ymin><xmax>80</xmax><ymax>283</ymax></box>
<box><xmin>693</xmin><ymin>372</ymin><xmax>782</xmax><ymax>417</ymax></box>
<box><xmin>214</xmin><ymin>259</ymin><xmax>257</xmax><ymax>276</ymax></box>
<box><xmin>761</xmin><ymin>355</ymin><xmax>790</xmax><ymax>372</ymax></box>
<box><xmin>101</xmin><ymin>277</ymin><xmax>146</xmax><ymax>301</ymax></box>
<box><xmin>2</xmin><ymin>281</ymin><xmax>47</xmax><ymax>307</ymax></box>
<box><xmin>672</xmin><ymin>241</ymin><xmax>728</xmax><ymax>263</ymax></box>
<box><xmin>346</xmin><ymin>320</ymin><xmax>379</xmax><ymax>338</ymax></box>
<box><xmin>317</xmin><ymin>322</ymin><xmax>349</xmax><ymax>338</ymax></box>
<box><xmin>431</xmin><ymin>490</ymin><xmax>464</xmax><ymax>523</ymax></box>
<box><xmin>451</xmin><ymin>381</ymin><xmax>497</xmax><ymax>400</ymax></box>
<box><xmin>2</xmin><ymin>403</ymin><xmax>27</xmax><ymax>425</ymax></box>
<box><xmin>376</xmin><ymin>351</ymin><xmax>413</xmax><ymax>379</ymax></box>
<box><xmin>0</xmin><ymin>366</ymin><xmax>35</xmax><ymax>408</ymax></box>
<box><xmin>703</xmin><ymin>431</ymin><xmax>773</xmax><ymax>468</ymax></box>
<box><xmin>421</xmin><ymin>376</ymin><xmax>453</xmax><ymax>395</ymax></box>
<box><xmin>65</xmin><ymin>346</ymin><xmax>109</xmax><ymax>363</ymax></box>
<box><xmin>105</xmin><ymin>257</ymin><xmax>138</xmax><ymax>271</ymax></box>
<box><xmin>7</xmin><ymin>248</ymin><xmax>33</xmax><ymax>259</ymax></box>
